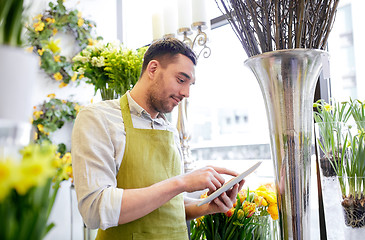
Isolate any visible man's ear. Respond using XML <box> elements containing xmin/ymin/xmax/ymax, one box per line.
<box><xmin>146</xmin><ymin>60</ymin><xmax>159</xmax><ymax>79</ymax></box>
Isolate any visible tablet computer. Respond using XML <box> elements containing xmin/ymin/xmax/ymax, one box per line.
<box><xmin>196</xmin><ymin>161</ymin><xmax>262</xmax><ymax>207</ymax></box>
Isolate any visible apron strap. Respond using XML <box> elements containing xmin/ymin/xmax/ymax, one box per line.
<box><xmin>120</xmin><ymin>94</ymin><xmax>133</xmax><ymax>129</ymax></box>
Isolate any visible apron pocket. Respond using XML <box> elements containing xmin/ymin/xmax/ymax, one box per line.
<box><xmin>132</xmin><ymin>230</ymin><xmax>188</xmax><ymax>240</ymax></box>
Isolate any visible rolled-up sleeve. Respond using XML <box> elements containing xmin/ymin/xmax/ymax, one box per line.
<box><xmin>72</xmin><ymin>106</ymin><xmax>124</xmax><ymax>230</ymax></box>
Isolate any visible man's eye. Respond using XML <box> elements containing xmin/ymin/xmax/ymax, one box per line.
<box><xmin>177</xmin><ymin>77</ymin><xmax>185</xmax><ymax>83</ymax></box>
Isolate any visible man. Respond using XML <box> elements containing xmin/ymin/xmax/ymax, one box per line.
<box><xmin>72</xmin><ymin>38</ymin><xmax>244</xmax><ymax>240</ymax></box>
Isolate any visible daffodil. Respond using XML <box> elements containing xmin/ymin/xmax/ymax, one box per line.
<box><xmin>45</xmin><ymin>38</ymin><xmax>61</xmax><ymax>54</ymax></box>
<box><xmin>324</xmin><ymin>103</ymin><xmax>333</xmax><ymax>112</ymax></box>
<box><xmin>0</xmin><ymin>159</ymin><xmax>18</xmax><ymax>201</ymax></box>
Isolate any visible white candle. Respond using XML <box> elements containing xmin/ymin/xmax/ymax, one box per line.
<box><xmin>152</xmin><ymin>12</ymin><xmax>164</xmax><ymax>40</ymax></box>
<box><xmin>178</xmin><ymin>0</ymin><xmax>192</xmax><ymax>30</ymax></box>
<box><xmin>192</xmin><ymin>0</ymin><xmax>208</xmax><ymax>24</ymax></box>
<box><xmin>163</xmin><ymin>0</ymin><xmax>178</xmax><ymax>36</ymax></box>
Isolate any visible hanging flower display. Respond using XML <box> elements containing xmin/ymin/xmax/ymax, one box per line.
<box><xmin>31</xmin><ymin>93</ymin><xmax>81</xmax><ymax>156</ymax></box>
<box><xmin>26</xmin><ymin>0</ymin><xmax>102</xmax><ymax>87</ymax></box>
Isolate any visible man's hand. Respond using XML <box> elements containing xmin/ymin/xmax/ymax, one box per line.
<box><xmin>179</xmin><ymin>166</ymin><xmax>240</xmax><ymax>194</ymax></box>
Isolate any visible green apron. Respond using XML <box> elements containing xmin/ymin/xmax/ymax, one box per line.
<box><xmin>96</xmin><ymin>94</ymin><xmax>188</xmax><ymax>240</ymax></box>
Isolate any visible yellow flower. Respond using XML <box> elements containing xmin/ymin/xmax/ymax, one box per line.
<box><xmin>37</xmin><ymin>124</ymin><xmax>46</xmax><ymax>134</ymax></box>
<box><xmin>26</xmin><ymin>46</ymin><xmax>34</xmax><ymax>53</ymax></box>
<box><xmin>45</xmin><ymin>38</ymin><xmax>61</xmax><ymax>54</ymax></box>
<box><xmin>53</xmin><ymin>72</ymin><xmax>63</xmax><ymax>81</ymax></box>
<box><xmin>77</xmin><ymin>11</ymin><xmax>82</xmax><ymax>18</ymax></box>
<box><xmin>242</xmin><ymin>201</ymin><xmax>256</xmax><ymax>218</ymax></box>
<box><xmin>59</xmin><ymin>82</ymin><xmax>68</xmax><ymax>88</ymax></box>
<box><xmin>237</xmin><ymin>209</ymin><xmax>245</xmax><ymax>220</ymax></box>
<box><xmin>62</xmin><ymin>152</ymin><xmax>72</xmax><ymax>165</ymax></box>
<box><xmin>71</xmin><ymin>73</ymin><xmax>78</xmax><ymax>82</ymax></box>
<box><xmin>254</xmin><ymin>195</ymin><xmax>267</xmax><ymax>207</ymax></box>
<box><xmin>52</xmin><ymin>28</ymin><xmax>58</xmax><ymax>35</ymax></box>
<box><xmin>34</xmin><ymin>132</ymin><xmax>38</xmax><ymax>140</ymax></box>
<box><xmin>33</xmin><ymin>110</ymin><xmax>44</xmax><ymax>119</ymax></box>
<box><xmin>38</xmin><ymin>48</ymin><xmax>45</xmax><ymax>56</ymax></box>
<box><xmin>0</xmin><ymin>159</ymin><xmax>18</xmax><ymax>201</ymax></box>
<box><xmin>74</xmin><ymin>104</ymin><xmax>81</xmax><ymax>114</ymax></box>
<box><xmin>78</xmin><ymin>74</ymin><xmax>84</xmax><ymax>79</ymax></box>
<box><xmin>34</xmin><ymin>21</ymin><xmax>45</xmax><ymax>32</ymax></box>
<box><xmin>268</xmin><ymin>204</ymin><xmax>279</xmax><ymax>220</ymax></box>
<box><xmin>196</xmin><ymin>216</ymin><xmax>204</xmax><ymax>227</ymax></box>
<box><xmin>33</xmin><ymin>14</ymin><xmax>42</xmax><ymax>21</ymax></box>
<box><xmin>14</xmin><ymin>144</ymin><xmax>57</xmax><ymax>195</ymax></box>
<box><xmin>45</xmin><ymin>18</ymin><xmax>55</xmax><ymax>24</ymax></box>
<box><xmin>78</xmin><ymin>18</ymin><xmax>84</xmax><ymax>27</ymax></box>
<box><xmin>324</xmin><ymin>103</ymin><xmax>332</xmax><ymax>112</ymax></box>
<box><xmin>54</xmin><ymin>55</ymin><xmax>61</xmax><ymax>62</ymax></box>
<box><xmin>88</xmin><ymin>38</ymin><xmax>96</xmax><ymax>46</ymax></box>
<box><xmin>47</xmin><ymin>93</ymin><xmax>56</xmax><ymax>98</ymax></box>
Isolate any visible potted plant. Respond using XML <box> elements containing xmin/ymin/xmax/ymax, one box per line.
<box><xmin>314</xmin><ymin>99</ymin><xmax>365</xmax><ymax>229</ymax></box>
<box><xmin>0</xmin><ymin>0</ymin><xmax>38</xmax><ymax>123</ymax></box>
<box><xmin>72</xmin><ymin>41</ymin><xmax>147</xmax><ymax>100</ymax></box>
<box><xmin>313</xmin><ymin>99</ymin><xmax>352</xmax><ymax>176</ymax></box>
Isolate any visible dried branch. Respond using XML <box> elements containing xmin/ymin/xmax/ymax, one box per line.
<box><xmin>215</xmin><ymin>0</ymin><xmax>340</xmax><ymax>57</ymax></box>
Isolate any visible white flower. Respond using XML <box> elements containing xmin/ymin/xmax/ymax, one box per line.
<box><xmin>72</xmin><ymin>55</ymin><xmax>88</xmax><ymax>64</ymax></box>
<box><xmin>82</xmin><ymin>49</ymin><xmax>91</xmax><ymax>58</ymax></box>
<box><xmin>91</xmin><ymin>56</ymin><xmax>105</xmax><ymax>67</ymax></box>
<box><xmin>77</xmin><ymin>67</ymin><xmax>85</xmax><ymax>75</ymax></box>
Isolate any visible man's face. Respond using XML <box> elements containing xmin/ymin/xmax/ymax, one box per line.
<box><xmin>147</xmin><ymin>54</ymin><xmax>195</xmax><ymax>114</ymax></box>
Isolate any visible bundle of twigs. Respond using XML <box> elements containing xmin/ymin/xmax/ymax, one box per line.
<box><xmin>215</xmin><ymin>0</ymin><xmax>340</xmax><ymax>57</ymax></box>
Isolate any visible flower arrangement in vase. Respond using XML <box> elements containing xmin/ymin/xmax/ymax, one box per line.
<box><xmin>72</xmin><ymin>41</ymin><xmax>147</xmax><ymax>100</ymax></box>
<box><xmin>314</xmin><ymin>98</ymin><xmax>365</xmax><ymax>228</ymax></box>
<box><xmin>191</xmin><ymin>183</ymin><xmax>278</xmax><ymax>240</ymax></box>
<box><xmin>213</xmin><ymin>1</ymin><xmax>340</xmax><ymax>238</ymax></box>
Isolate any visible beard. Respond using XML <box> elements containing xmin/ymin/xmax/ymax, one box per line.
<box><xmin>146</xmin><ymin>73</ymin><xmax>177</xmax><ymax>114</ymax></box>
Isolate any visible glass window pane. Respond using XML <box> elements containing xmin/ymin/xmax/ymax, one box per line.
<box><xmin>185</xmin><ymin>24</ymin><xmax>270</xmax><ymax>161</ymax></box>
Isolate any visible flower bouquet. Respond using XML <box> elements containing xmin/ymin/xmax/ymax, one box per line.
<box><xmin>72</xmin><ymin>41</ymin><xmax>147</xmax><ymax>100</ymax></box>
<box><xmin>191</xmin><ymin>183</ymin><xmax>279</xmax><ymax>240</ymax></box>
<box><xmin>314</xmin><ymin>99</ymin><xmax>365</xmax><ymax>228</ymax></box>
<box><xmin>0</xmin><ymin>143</ymin><xmax>72</xmax><ymax>240</ymax></box>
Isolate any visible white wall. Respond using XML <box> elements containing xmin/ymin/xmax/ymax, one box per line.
<box><xmin>24</xmin><ymin>1</ymin><xmax>118</xmax><ymax>240</ymax></box>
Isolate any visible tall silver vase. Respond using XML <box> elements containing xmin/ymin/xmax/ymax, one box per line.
<box><xmin>245</xmin><ymin>49</ymin><xmax>328</xmax><ymax>240</ymax></box>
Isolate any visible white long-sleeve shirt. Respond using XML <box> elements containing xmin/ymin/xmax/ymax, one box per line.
<box><xmin>71</xmin><ymin>92</ymin><xmax>183</xmax><ymax>230</ymax></box>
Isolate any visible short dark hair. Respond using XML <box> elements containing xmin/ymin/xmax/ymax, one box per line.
<box><xmin>140</xmin><ymin>38</ymin><xmax>197</xmax><ymax>75</ymax></box>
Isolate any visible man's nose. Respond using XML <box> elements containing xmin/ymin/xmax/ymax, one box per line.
<box><xmin>180</xmin><ymin>84</ymin><xmax>190</xmax><ymax>98</ymax></box>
